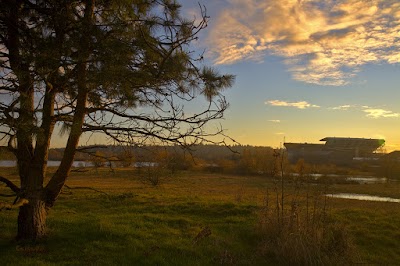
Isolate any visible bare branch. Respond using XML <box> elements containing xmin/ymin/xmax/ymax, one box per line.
<box><xmin>0</xmin><ymin>176</ymin><xmax>20</xmax><ymax>194</ymax></box>
<box><xmin>0</xmin><ymin>193</ymin><xmax>16</xmax><ymax>197</ymax></box>
<box><xmin>76</xmin><ymin>145</ymin><xmax>108</xmax><ymax>151</ymax></box>
<box><xmin>0</xmin><ymin>198</ymin><xmax>29</xmax><ymax>211</ymax></box>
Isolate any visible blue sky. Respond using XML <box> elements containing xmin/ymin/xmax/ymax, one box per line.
<box><xmin>2</xmin><ymin>0</ymin><xmax>399</xmax><ymax>152</ymax></box>
<box><xmin>181</xmin><ymin>0</ymin><xmax>400</xmax><ymax>151</ymax></box>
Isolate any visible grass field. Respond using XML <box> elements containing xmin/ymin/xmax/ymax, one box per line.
<box><xmin>1</xmin><ymin>167</ymin><xmax>399</xmax><ymax>265</ymax></box>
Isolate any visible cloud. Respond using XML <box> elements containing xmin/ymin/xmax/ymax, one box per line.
<box><xmin>268</xmin><ymin>119</ymin><xmax>281</xmax><ymax>123</ymax></box>
<box><xmin>329</xmin><ymin>104</ymin><xmax>353</xmax><ymax>110</ymax></box>
<box><xmin>275</xmin><ymin>132</ymin><xmax>286</xmax><ymax>135</ymax></box>
<box><xmin>266</xmin><ymin>100</ymin><xmax>320</xmax><ymax>109</ymax></box>
<box><xmin>363</xmin><ymin>108</ymin><xmax>400</xmax><ymax>118</ymax></box>
<box><xmin>266</xmin><ymin>100</ymin><xmax>400</xmax><ymax>118</ymax></box>
<box><xmin>328</xmin><ymin>104</ymin><xmax>400</xmax><ymax>118</ymax></box>
<box><xmin>207</xmin><ymin>0</ymin><xmax>400</xmax><ymax>85</ymax></box>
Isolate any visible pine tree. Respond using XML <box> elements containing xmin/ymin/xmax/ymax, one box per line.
<box><xmin>0</xmin><ymin>0</ymin><xmax>234</xmax><ymax>241</ymax></box>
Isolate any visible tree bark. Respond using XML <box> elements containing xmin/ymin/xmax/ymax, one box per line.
<box><xmin>11</xmin><ymin>0</ymin><xmax>94</xmax><ymax>240</ymax></box>
<box><xmin>4</xmin><ymin>0</ymin><xmax>47</xmax><ymax>242</ymax></box>
<box><xmin>16</xmin><ymin>195</ymin><xmax>47</xmax><ymax>241</ymax></box>
<box><xmin>44</xmin><ymin>0</ymin><xmax>95</xmax><ymax>208</ymax></box>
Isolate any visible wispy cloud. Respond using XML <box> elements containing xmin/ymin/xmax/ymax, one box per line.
<box><xmin>329</xmin><ymin>104</ymin><xmax>354</xmax><ymax>110</ymax></box>
<box><xmin>268</xmin><ymin>119</ymin><xmax>281</xmax><ymax>123</ymax></box>
<box><xmin>208</xmin><ymin>0</ymin><xmax>400</xmax><ymax>85</ymax></box>
<box><xmin>266</xmin><ymin>100</ymin><xmax>320</xmax><ymax>109</ymax></box>
<box><xmin>328</xmin><ymin>104</ymin><xmax>400</xmax><ymax>118</ymax></box>
<box><xmin>363</xmin><ymin>108</ymin><xmax>400</xmax><ymax>118</ymax></box>
<box><xmin>266</xmin><ymin>100</ymin><xmax>400</xmax><ymax>119</ymax></box>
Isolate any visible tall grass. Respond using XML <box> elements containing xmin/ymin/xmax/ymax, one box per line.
<box><xmin>256</xmin><ymin>152</ymin><xmax>358</xmax><ymax>264</ymax></box>
<box><xmin>258</xmin><ymin>191</ymin><xmax>358</xmax><ymax>264</ymax></box>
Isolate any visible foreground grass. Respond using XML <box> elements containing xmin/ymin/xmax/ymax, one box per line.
<box><xmin>1</xmin><ymin>168</ymin><xmax>399</xmax><ymax>265</ymax></box>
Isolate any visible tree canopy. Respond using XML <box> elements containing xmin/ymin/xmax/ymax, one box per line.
<box><xmin>0</xmin><ymin>0</ymin><xmax>234</xmax><ymax>240</ymax></box>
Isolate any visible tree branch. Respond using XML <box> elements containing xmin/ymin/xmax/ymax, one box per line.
<box><xmin>0</xmin><ymin>193</ymin><xmax>16</xmax><ymax>197</ymax></box>
<box><xmin>0</xmin><ymin>176</ymin><xmax>20</xmax><ymax>194</ymax></box>
<box><xmin>0</xmin><ymin>198</ymin><xmax>29</xmax><ymax>211</ymax></box>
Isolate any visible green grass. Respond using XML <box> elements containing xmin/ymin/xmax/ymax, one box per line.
<box><xmin>1</xmin><ymin>168</ymin><xmax>400</xmax><ymax>265</ymax></box>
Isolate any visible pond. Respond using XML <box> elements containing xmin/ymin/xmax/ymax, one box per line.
<box><xmin>327</xmin><ymin>193</ymin><xmax>400</xmax><ymax>203</ymax></box>
<box><xmin>0</xmin><ymin>160</ymin><xmax>156</xmax><ymax>168</ymax></box>
<box><xmin>290</xmin><ymin>173</ymin><xmax>389</xmax><ymax>184</ymax></box>
<box><xmin>0</xmin><ymin>160</ymin><xmax>92</xmax><ymax>167</ymax></box>
<box><xmin>346</xmin><ymin>177</ymin><xmax>387</xmax><ymax>184</ymax></box>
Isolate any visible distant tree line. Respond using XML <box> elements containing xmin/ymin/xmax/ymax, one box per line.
<box><xmin>50</xmin><ymin>144</ymin><xmax>286</xmax><ymax>176</ymax></box>
<box><xmin>46</xmin><ymin>144</ymin><xmax>276</xmax><ymax>174</ymax></box>
<box><xmin>3</xmin><ymin>144</ymin><xmax>400</xmax><ymax>179</ymax></box>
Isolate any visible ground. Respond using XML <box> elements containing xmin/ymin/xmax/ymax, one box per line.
<box><xmin>0</xmin><ymin>168</ymin><xmax>399</xmax><ymax>265</ymax></box>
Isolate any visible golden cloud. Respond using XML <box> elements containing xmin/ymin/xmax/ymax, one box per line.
<box><xmin>363</xmin><ymin>108</ymin><xmax>400</xmax><ymax>118</ymax></box>
<box><xmin>208</xmin><ymin>0</ymin><xmax>400</xmax><ymax>85</ymax></box>
<box><xmin>267</xmin><ymin>100</ymin><xmax>320</xmax><ymax>109</ymax></box>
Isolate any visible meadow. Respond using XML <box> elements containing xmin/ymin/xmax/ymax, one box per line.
<box><xmin>1</xmin><ymin>167</ymin><xmax>399</xmax><ymax>265</ymax></box>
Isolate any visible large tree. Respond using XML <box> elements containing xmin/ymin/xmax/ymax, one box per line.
<box><xmin>0</xmin><ymin>0</ymin><xmax>234</xmax><ymax>241</ymax></box>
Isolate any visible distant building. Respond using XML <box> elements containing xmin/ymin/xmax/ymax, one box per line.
<box><xmin>284</xmin><ymin>137</ymin><xmax>385</xmax><ymax>166</ymax></box>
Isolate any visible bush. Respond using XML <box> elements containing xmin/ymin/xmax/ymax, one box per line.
<box><xmin>138</xmin><ymin>165</ymin><xmax>168</xmax><ymax>187</ymax></box>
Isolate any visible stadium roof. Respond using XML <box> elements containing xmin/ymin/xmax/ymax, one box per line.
<box><xmin>319</xmin><ymin>137</ymin><xmax>385</xmax><ymax>151</ymax></box>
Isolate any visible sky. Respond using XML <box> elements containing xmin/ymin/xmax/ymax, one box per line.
<box><xmin>181</xmin><ymin>0</ymin><xmax>400</xmax><ymax>151</ymax></box>
<box><xmin>3</xmin><ymin>0</ymin><xmax>399</xmax><ymax>151</ymax></box>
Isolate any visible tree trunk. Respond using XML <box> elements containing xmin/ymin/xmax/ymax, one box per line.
<box><xmin>16</xmin><ymin>196</ymin><xmax>47</xmax><ymax>241</ymax></box>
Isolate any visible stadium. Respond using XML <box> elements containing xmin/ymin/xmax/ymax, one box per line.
<box><xmin>284</xmin><ymin>137</ymin><xmax>385</xmax><ymax>166</ymax></box>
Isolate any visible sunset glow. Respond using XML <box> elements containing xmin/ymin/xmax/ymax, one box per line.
<box><xmin>182</xmin><ymin>0</ymin><xmax>400</xmax><ymax>151</ymax></box>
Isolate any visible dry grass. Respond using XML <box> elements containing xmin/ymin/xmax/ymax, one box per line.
<box><xmin>257</xmin><ymin>191</ymin><xmax>359</xmax><ymax>265</ymax></box>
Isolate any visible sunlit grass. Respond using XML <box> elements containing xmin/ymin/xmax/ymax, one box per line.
<box><xmin>0</xmin><ymin>167</ymin><xmax>399</xmax><ymax>265</ymax></box>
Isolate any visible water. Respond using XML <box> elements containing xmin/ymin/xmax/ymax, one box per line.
<box><xmin>290</xmin><ymin>173</ymin><xmax>388</xmax><ymax>184</ymax></box>
<box><xmin>346</xmin><ymin>177</ymin><xmax>387</xmax><ymax>184</ymax></box>
<box><xmin>0</xmin><ymin>160</ymin><xmax>156</xmax><ymax>168</ymax></box>
<box><xmin>0</xmin><ymin>160</ymin><xmax>92</xmax><ymax>167</ymax></box>
<box><xmin>0</xmin><ymin>160</ymin><xmax>15</xmax><ymax>167</ymax></box>
<box><xmin>327</xmin><ymin>193</ymin><xmax>400</xmax><ymax>203</ymax></box>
